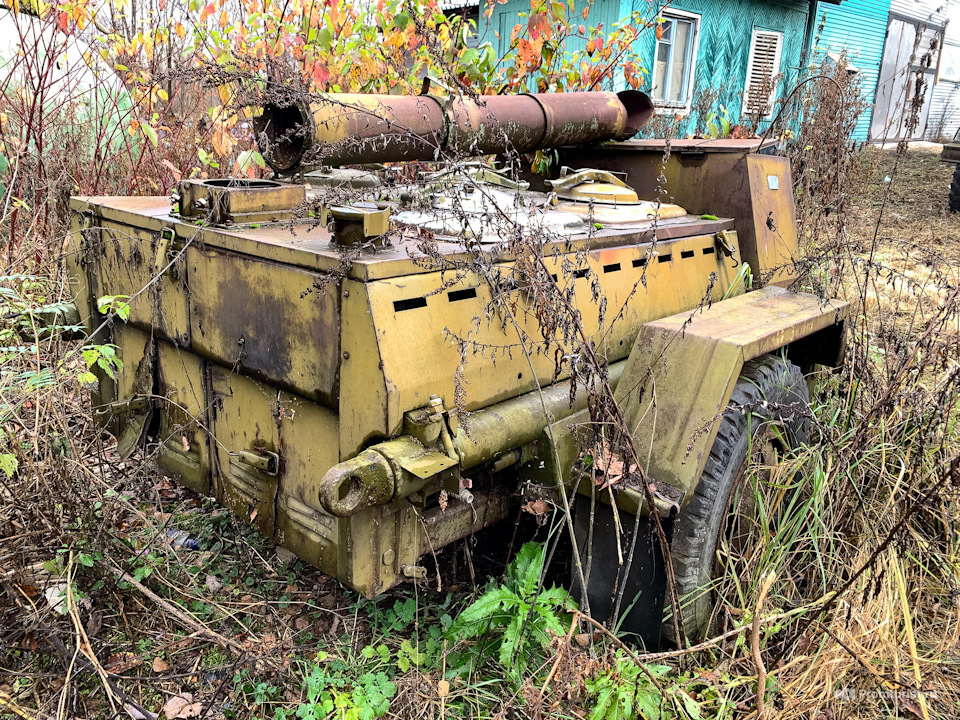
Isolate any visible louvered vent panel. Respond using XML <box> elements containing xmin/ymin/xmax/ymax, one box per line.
<box><xmin>744</xmin><ymin>30</ymin><xmax>783</xmax><ymax>119</ymax></box>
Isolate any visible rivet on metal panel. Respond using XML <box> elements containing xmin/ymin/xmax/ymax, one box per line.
<box><xmin>382</xmin><ymin>549</ymin><xmax>395</xmax><ymax>565</ymax></box>
<box><xmin>343</xmin><ymin>352</ymin><xmax>350</xmax><ymax>360</ymax></box>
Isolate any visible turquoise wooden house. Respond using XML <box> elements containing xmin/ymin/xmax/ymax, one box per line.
<box><xmin>484</xmin><ymin>0</ymin><xmax>826</xmax><ymax>135</ymax></box>
<box><xmin>806</xmin><ymin>0</ymin><xmax>891</xmax><ymax>141</ymax></box>
<box><xmin>808</xmin><ymin>0</ymin><xmax>954</xmax><ymax>141</ymax></box>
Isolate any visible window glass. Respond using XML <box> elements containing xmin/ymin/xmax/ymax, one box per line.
<box><xmin>942</xmin><ymin>42</ymin><xmax>960</xmax><ymax>83</ymax></box>
<box><xmin>651</xmin><ymin>15</ymin><xmax>697</xmax><ymax>108</ymax></box>
<box><xmin>669</xmin><ymin>20</ymin><xmax>692</xmax><ymax>104</ymax></box>
<box><xmin>652</xmin><ymin>30</ymin><xmax>670</xmax><ymax>98</ymax></box>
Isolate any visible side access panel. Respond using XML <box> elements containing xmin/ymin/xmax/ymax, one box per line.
<box><xmin>187</xmin><ymin>245</ymin><xmax>341</xmax><ymax>407</ymax></box>
<box><xmin>106</xmin><ymin>326</ymin><xmax>213</xmax><ymax>494</ymax></box>
<box><xmin>209</xmin><ymin>366</ymin><xmax>342</xmax><ymax>574</ymax></box>
<box><xmin>154</xmin><ymin>342</ymin><xmax>212</xmax><ymax>495</ymax></box>
<box><xmin>83</xmin><ymin>222</ymin><xmax>191</xmax><ymax>345</ymax></box>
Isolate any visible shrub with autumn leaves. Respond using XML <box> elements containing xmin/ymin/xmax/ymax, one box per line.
<box><xmin>0</xmin><ymin>0</ymin><xmax>654</xmax><ymax>266</ymax></box>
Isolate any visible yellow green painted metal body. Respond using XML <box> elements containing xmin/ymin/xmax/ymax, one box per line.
<box><xmin>67</xmin><ymin>144</ymin><xmax>846</xmax><ymax>598</ymax></box>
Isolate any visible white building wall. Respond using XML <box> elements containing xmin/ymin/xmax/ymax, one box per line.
<box><xmin>888</xmin><ymin>0</ymin><xmax>951</xmax><ymax>24</ymax></box>
<box><xmin>926</xmin><ymin>0</ymin><xmax>960</xmax><ymax>139</ymax></box>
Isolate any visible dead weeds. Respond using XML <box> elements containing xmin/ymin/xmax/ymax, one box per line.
<box><xmin>2</xmin><ymin>147</ymin><xmax>960</xmax><ymax>719</ymax></box>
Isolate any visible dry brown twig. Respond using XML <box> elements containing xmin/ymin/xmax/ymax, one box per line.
<box><xmin>751</xmin><ymin>572</ymin><xmax>776</xmax><ymax>718</ymax></box>
<box><xmin>98</xmin><ymin>558</ymin><xmax>247</xmax><ymax>655</ymax></box>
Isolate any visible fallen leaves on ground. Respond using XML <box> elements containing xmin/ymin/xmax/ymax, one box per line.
<box><xmin>160</xmin><ymin>693</ymin><xmax>203</xmax><ymax>719</ymax></box>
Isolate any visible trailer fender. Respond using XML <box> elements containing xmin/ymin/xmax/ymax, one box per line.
<box><xmin>614</xmin><ymin>286</ymin><xmax>848</xmax><ymax>504</ymax></box>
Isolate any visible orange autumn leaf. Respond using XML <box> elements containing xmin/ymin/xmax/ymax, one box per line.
<box><xmin>527</xmin><ymin>13</ymin><xmax>550</xmax><ymax>41</ymax></box>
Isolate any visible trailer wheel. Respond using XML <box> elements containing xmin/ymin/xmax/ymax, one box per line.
<box><xmin>663</xmin><ymin>355</ymin><xmax>810</xmax><ymax>643</ymax></box>
<box><xmin>950</xmin><ymin>164</ymin><xmax>960</xmax><ymax>213</ymax></box>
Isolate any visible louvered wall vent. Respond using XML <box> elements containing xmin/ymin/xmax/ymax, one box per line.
<box><xmin>743</xmin><ymin>30</ymin><xmax>783</xmax><ymax>120</ymax></box>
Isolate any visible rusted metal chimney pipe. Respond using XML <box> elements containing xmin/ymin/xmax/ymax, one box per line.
<box><xmin>254</xmin><ymin>91</ymin><xmax>654</xmax><ymax>172</ymax></box>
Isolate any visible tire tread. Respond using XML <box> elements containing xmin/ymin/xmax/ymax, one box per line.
<box><xmin>664</xmin><ymin>355</ymin><xmax>809</xmax><ymax>642</ymax></box>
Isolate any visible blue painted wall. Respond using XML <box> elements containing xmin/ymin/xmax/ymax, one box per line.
<box><xmin>485</xmin><ymin>0</ymin><xmax>811</xmax><ymax>136</ymax></box>
<box><xmin>808</xmin><ymin>0</ymin><xmax>892</xmax><ymax>141</ymax></box>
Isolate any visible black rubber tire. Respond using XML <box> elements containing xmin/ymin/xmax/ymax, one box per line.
<box><xmin>663</xmin><ymin>355</ymin><xmax>810</xmax><ymax>643</ymax></box>
<box><xmin>950</xmin><ymin>164</ymin><xmax>960</xmax><ymax>213</ymax></box>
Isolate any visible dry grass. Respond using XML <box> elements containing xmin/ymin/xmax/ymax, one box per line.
<box><xmin>3</xmin><ymin>131</ymin><xmax>960</xmax><ymax>718</ymax></box>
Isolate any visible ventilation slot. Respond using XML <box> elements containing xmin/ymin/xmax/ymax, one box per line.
<box><xmin>681</xmin><ymin>250</ymin><xmax>695</xmax><ymax>259</ymax></box>
<box><xmin>657</xmin><ymin>253</ymin><xmax>672</xmax><ymax>264</ymax></box>
<box><xmin>393</xmin><ymin>297</ymin><xmax>428</xmax><ymax>312</ymax></box>
<box><xmin>448</xmin><ymin>288</ymin><xmax>478</xmax><ymax>302</ymax></box>
<box><xmin>702</xmin><ymin>246</ymin><xmax>716</xmax><ymax>255</ymax></box>
<box><xmin>632</xmin><ymin>258</ymin><xmax>648</xmax><ymax>268</ymax></box>
<box><xmin>573</xmin><ymin>268</ymin><xmax>590</xmax><ymax>279</ymax></box>
<box><xmin>603</xmin><ymin>263</ymin><xmax>621</xmax><ymax>273</ymax></box>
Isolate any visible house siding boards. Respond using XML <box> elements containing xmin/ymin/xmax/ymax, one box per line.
<box><xmin>809</xmin><ymin>0</ymin><xmax>892</xmax><ymax>141</ymax></box>
<box><xmin>928</xmin><ymin>9</ymin><xmax>960</xmax><ymax>140</ymax></box>
<box><xmin>888</xmin><ymin>0</ymin><xmax>950</xmax><ymax>24</ymax></box>
<box><xmin>487</xmin><ymin>0</ymin><xmax>810</xmax><ymax>136</ymax></box>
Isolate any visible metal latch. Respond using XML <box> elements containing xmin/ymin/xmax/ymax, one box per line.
<box><xmin>330</xmin><ymin>204</ymin><xmax>390</xmax><ymax>246</ymax></box>
<box><xmin>95</xmin><ymin>396</ymin><xmax>149</xmax><ymax>417</ymax></box>
<box><xmin>154</xmin><ymin>228</ymin><xmax>174</xmax><ymax>275</ymax></box>
<box><xmin>714</xmin><ymin>230</ymin><xmax>739</xmax><ymax>266</ymax></box>
<box><xmin>234</xmin><ymin>449</ymin><xmax>280</xmax><ymax>476</ymax></box>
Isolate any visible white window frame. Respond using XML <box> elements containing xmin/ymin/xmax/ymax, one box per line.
<box><xmin>743</xmin><ymin>28</ymin><xmax>784</xmax><ymax>121</ymax></box>
<box><xmin>650</xmin><ymin>8</ymin><xmax>700</xmax><ymax>115</ymax></box>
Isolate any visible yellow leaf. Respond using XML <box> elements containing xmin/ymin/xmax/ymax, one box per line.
<box><xmin>175</xmin><ymin>22</ymin><xmax>185</xmax><ymax>39</ymax></box>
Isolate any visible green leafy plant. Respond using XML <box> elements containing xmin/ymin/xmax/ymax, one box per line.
<box><xmin>585</xmin><ymin>652</ymin><xmax>710</xmax><ymax>720</ymax></box>
<box><xmin>704</xmin><ymin>105</ymin><xmax>732</xmax><ymax>139</ymax></box>
<box><xmin>446</xmin><ymin>542</ymin><xmax>574</xmax><ymax>681</ymax></box>
<box><xmin>586</xmin><ymin>653</ymin><xmax>670</xmax><ymax>720</ymax></box>
<box><xmin>78</xmin><ymin>344</ymin><xmax>122</xmax><ymax>389</ymax></box>
<box><xmin>96</xmin><ymin>294</ymin><xmax>132</xmax><ymax>321</ymax></box>
<box><xmin>278</xmin><ymin>652</ymin><xmax>397</xmax><ymax>720</ymax></box>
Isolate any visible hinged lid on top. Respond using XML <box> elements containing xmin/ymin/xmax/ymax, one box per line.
<box><xmin>176</xmin><ymin>179</ymin><xmax>306</xmax><ymax>225</ymax></box>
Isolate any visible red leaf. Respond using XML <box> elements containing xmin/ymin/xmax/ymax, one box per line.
<box><xmin>312</xmin><ymin>61</ymin><xmax>330</xmax><ymax>87</ymax></box>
